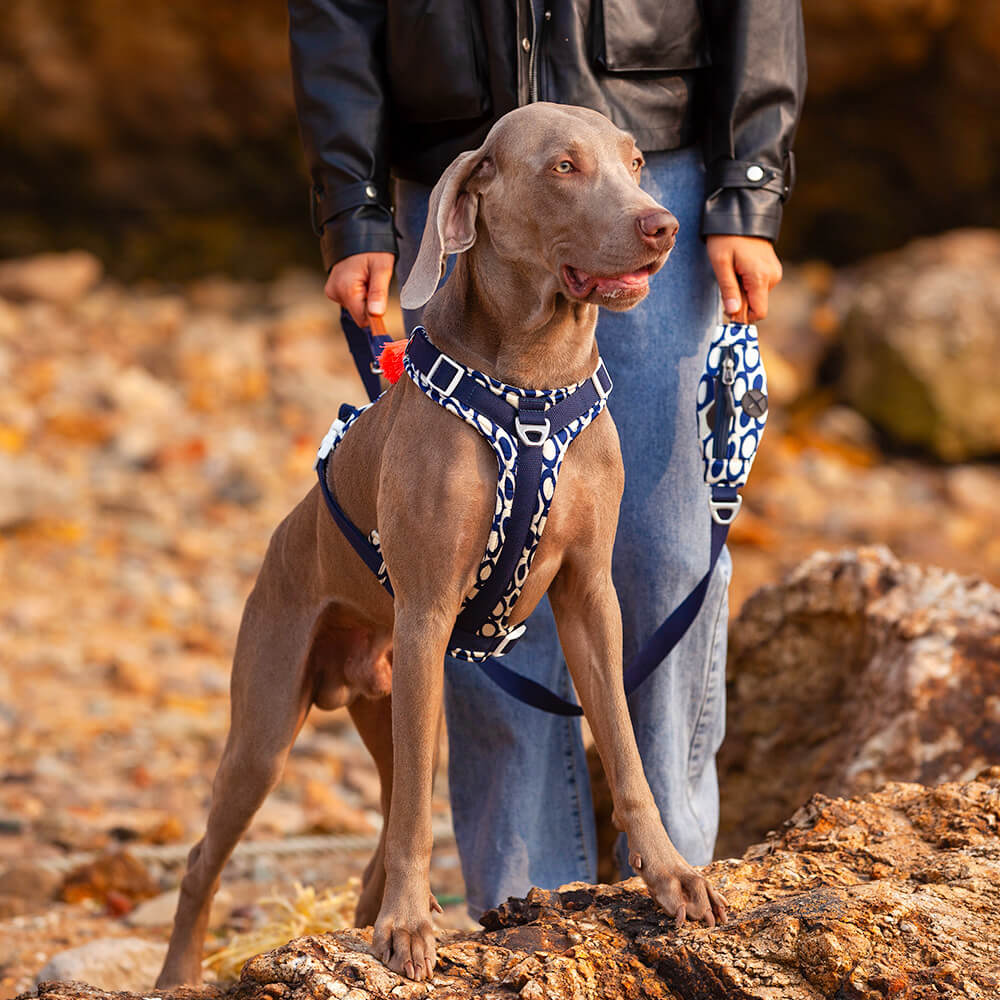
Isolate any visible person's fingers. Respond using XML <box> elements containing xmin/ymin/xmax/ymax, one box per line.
<box><xmin>324</xmin><ymin>253</ymin><xmax>395</xmax><ymax>328</ymax></box>
<box><xmin>740</xmin><ymin>270</ymin><xmax>770</xmax><ymax>322</ymax></box>
<box><xmin>365</xmin><ymin>254</ymin><xmax>395</xmax><ymax>322</ymax></box>
<box><xmin>708</xmin><ymin>245</ymin><xmax>744</xmax><ymax>319</ymax></box>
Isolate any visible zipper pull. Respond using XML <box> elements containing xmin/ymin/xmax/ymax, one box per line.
<box><xmin>712</xmin><ymin>346</ymin><xmax>737</xmax><ymax>461</ymax></box>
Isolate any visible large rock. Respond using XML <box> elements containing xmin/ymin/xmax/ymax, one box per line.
<box><xmin>25</xmin><ymin>774</ymin><xmax>1000</xmax><ymax>999</ymax></box>
<box><xmin>718</xmin><ymin>546</ymin><xmax>1000</xmax><ymax>859</ymax></box>
<box><xmin>835</xmin><ymin>229</ymin><xmax>1000</xmax><ymax>460</ymax></box>
<box><xmin>35</xmin><ymin>938</ymin><xmax>168</xmax><ymax>993</ymax></box>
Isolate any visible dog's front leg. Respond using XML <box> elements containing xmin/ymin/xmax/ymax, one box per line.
<box><xmin>372</xmin><ymin>605</ymin><xmax>448</xmax><ymax>982</ymax></box>
<box><xmin>549</xmin><ymin>565</ymin><xmax>728</xmax><ymax>928</ymax></box>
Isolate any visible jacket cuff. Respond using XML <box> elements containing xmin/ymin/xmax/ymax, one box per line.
<box><xmin>319</xmin><ymin>206</ymin><xmax>399</xmax><ymax>272</ymax></box>
<box><xmin>701</xmin><ymin>188</ymin><xmax>784</xmax><ymax>243</ymax></box>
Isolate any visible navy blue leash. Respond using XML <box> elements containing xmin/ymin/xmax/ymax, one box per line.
<box><xmin>332</xmin><ymin>322</ymin><xmax>765</xmax><ymax>716</ymax></box>
<box><xmin>341</xmin><ymin>309</ymin><xmax>392</xmax><ymax>403</ymax></box>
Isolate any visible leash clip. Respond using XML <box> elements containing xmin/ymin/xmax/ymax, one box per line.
<box><xmin>708</xmin><ymin>494</ymin><xmax>742</xmax><ymax>525</ymax></box>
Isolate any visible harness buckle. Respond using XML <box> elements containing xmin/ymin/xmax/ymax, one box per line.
<box><xmin>515</xmin><ymin>414</ymin><xmax>551</xmax><ymax>446</ymax></box>
<box><xmin>708</xmin><ymin>494</ymin><xmax>742</xmax><ymax>525</ymax></box>
<box><xmin>426</xmin><ymin>354</ymin><xmax>465</xmax><ymax>397</ymax></box>
<box><xmin>492</xmin><ymin>623</ymin><xmax>527</xmax><ymax>657</ymax></box>
<box><xmin>591</xmin><ymin>361</ymin><xmax>613</xmax><ymax>401</ymax></box>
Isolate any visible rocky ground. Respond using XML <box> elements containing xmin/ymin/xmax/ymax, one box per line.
<box><xmin>1</xmin><ymin>246</ymin><xmax>999</xmax><ymax>998</ymax></box>
<box><xmin>27</xmin><ymin>773</ymin><xmax>1000</xmax><ymax>999</ymax></box>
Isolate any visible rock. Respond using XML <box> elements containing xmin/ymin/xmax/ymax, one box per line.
<box><xmin>28</xmin><ymin>774</ymin><xmax>1000</xmax><ymax>1000</ymax></box>
<box><xmin>718</xmin><ymin>546</ymin><xmax>1000</xmax><ymax>858</ymax></box>
<box><xmin>0</xmin><ymin>252</ymin><xmax>103</xmax><ymax>306</ymax></box>
<box><xmin>835</xmin><ymin>230</ymin><xmax>1000</xmax><ymax>460</ymax></box>
<box><xmin>59</xmin><ymin>850</ymin><xmax>160</xmax><ymax>907</ymax></box>
<box><xmin>34</xmin><ymin>938</ymin><xmax>168</xmax><ymax>993</ymax></box>
<box><xmin>0</xmin><ymin>860</ymin><xmax>63</xmax><ymax>902</ymax></box>
<box><xmin>0</xmin><ymin>452</ymin><xmax>79</xmax><ymax>529</ymax></box>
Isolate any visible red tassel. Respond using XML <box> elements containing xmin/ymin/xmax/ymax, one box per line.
<box><xmin>379</xmin><ymin>339</ymin><xmax>408</xmax><ymax>384</ymax></box>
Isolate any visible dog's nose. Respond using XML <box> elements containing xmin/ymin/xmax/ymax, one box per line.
<box><xmin>636</xmin><ymin>210</ymin><xmax>679</xmax><ymax>249</ymax></box>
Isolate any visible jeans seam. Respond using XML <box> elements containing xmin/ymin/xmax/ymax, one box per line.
<box><xmin>559</xmin><ymin>667</ymin><xmax>592</xmax><ymax>877</ymax></box>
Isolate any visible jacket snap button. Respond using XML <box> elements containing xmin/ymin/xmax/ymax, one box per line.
<box><xmin>364</xmin><ymin>184</ymin><xmax>377</xmax><ymax>199</ymax></box>
<box><xmin>745</xmin><ymin>165</ymin><xmax>765</xmax><ymax>182</ymax></box>
<box><xmin>521</xmin><ymin>37</ymin><xmax>531</xmax><ymax>52</ymax></box>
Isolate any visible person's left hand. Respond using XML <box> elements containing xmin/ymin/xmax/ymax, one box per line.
<box><xmin>705</xmin><ymin>235</ymin><xmax>783</xmax><ymax>323</ymax></box>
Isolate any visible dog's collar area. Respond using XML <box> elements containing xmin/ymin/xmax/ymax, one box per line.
<box><xmin>405</xmin><ymin>326</ymin><xmax>612</xmax><ymax>451</ymax></box>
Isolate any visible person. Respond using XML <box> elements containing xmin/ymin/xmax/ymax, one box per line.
<box><xmin>288</xmin><ymin>0</ymin><xmax>806</xmax><ymax>915</ymax></box>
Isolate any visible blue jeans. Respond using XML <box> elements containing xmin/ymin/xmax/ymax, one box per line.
<box><xmin>394</xmin><ymin>146</ymin><xmax>729</xmax><ymax>914</ymax></box>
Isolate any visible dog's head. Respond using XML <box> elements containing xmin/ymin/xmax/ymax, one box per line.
<box><xmin>400</xmin><ymin>103</ymin><xmax>677</xmax><ymax>313</ymax></box>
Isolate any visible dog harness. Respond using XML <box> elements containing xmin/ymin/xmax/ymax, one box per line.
<box><xmin>315</xmin><ymin>326</ymin><xmax>613</xmax><ymax>714</ymax></box>
<box><xmin>323</xmin><ymin>320</ymin><xmax>767</xmax><ymax>715</ymax></box>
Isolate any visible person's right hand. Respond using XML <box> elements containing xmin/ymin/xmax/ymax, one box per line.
<box><xmin>325</xmin><ymin>251</ymin><xmax>395</xmax><ymax>327</ymax></box>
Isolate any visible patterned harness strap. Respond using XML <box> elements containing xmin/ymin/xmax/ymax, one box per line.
<box><xmin>316</xmin><ymin>327</ymin><xmax>612</xmax><ymax>716</ymax></box>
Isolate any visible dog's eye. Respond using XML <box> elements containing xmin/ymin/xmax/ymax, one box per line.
<box><xmin>632</xmin><ymin>157</ymin><xmax>643</xmax><ymax>172</ymax></box>
<box><xmin>553</xmin><ymin>160</ymin><xmax>575</xmax><ymax>174</ymax></box>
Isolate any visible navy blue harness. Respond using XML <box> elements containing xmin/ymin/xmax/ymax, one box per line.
<box><xmin>323</xmin><ymin>319</ymin><xmax>767</xmax><ymax>715</ymax></box>
<box><xmin>316</xmin><ymin>326</ymin><xmax>612</xmax><ymax>714</ymax></box>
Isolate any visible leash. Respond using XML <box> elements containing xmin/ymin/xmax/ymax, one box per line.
<box><xmin>331</xmin><ymin>321</ymin><xmax>766</xmax><ymax>714</ymax></box>
<box><xmin>341</xmin><ymin>311</ymin><xmax>394</xmax><ymax>402</ymax></box>
<box><xmin>624</xmin><ymin>322</ymin><xmax>768</xmax><ymax>694</ymax></box>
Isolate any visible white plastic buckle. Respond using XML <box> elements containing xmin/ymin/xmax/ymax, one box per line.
<box><xmin>708</xmin><ymin>494</ymin><xmax>742</xmax><ymax>525</ymax></box>
<box><xmin>515</xmin><ymin>415</ymin><xmax>551</xmax><ymax>446</ymax></box>
<box><xmin>493</xmin><ymin>623</ymin><xmax>527</xmax><ymax>657</ymax></box>
<box><xmin>591</xmin><ymin>362</ymin><xmax>612</xmax><ymax>400</ymax></box>
<box><xmin>315</xmin><ymin>417</ymin><xmax>346</xmax><ymax>468</ymax></box>
<box><xmin>426</xmin><ymin>354</ymin><xmax>464</xmax><ymax>397</ymax></box>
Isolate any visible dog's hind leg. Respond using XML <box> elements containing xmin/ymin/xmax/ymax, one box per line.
<box><xmin>156</xmin><ymin>586</ymin><xmax>316</xmax><ymax>988</ymax></box>
<box><xmin>349</xmin><ymin>694</ymin><xmax>393</xmax><ymax>926</ymax></box>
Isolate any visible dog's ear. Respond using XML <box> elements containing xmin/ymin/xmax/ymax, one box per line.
<box><xmin>400</xmin><ymin>148</ymin><xmax>495</xmax><ymax>310</ymax></box>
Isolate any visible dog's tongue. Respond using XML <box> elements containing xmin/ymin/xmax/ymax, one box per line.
<box><xmin>583</xmin><ymin>268</ymin><xmax>650</xmax><ymax>294</ymax></box>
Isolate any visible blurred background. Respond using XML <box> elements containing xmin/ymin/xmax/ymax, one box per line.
<box><xmin>2</xmin><ymin>2</ymin><xmax>999</xmax><ymax>996</ymax></box>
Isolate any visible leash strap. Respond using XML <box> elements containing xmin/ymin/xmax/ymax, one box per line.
<box><xmin>340</xmin><ymin>309</ymin><xmax>393</xmax><ymax>403</ymax></box>
<box><xmin>624</xmin><ymin>322</ymin><xmax>768</xmax><ymax>695</ymax></box>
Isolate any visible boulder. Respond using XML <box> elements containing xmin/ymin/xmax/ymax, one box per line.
<box><xmin>24</xmin><ymin>773</ymin><xmax>1000</xmax><ymax>999</ymax></box>
<box><xmin>718</xmin><ymin>546</ymin><xmax>1000</xmax><ymax>858</ymax></box>
<box><xmin>34</xmin><ymin>938</ymin><xmax>168</xmax><ymax>993</ymax></box>
<box><xmin>835</xmin><ymin>229</ymin><xmax>1000</xmax><ymax>460</ymax></box>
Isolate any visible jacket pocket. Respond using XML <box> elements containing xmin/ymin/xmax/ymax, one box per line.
<box><xmin>386</xmin><ymin>0</ymin><xmax>491</xmax><ymax>123</ymax></box>
<box><xmin>594</xmin><ymin>0</ymin><xmax>710</xmax><ymax>73</ymax></box>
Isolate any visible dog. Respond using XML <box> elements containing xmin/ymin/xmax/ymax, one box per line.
<box><xmin>156</xmin><ymin>102</ymin><xmax>727</xmax><ymax>988</ymax></box>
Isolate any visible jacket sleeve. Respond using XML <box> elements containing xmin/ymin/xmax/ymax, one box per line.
<box><xmin>700</xmin><ymin>0</ymin><xmax>806</xmax><ymax>242</ymax></box>
<box><xmin>288</xmin><ymin>0</ymin><xmax>397</xmax><ymax>271</ymax></box>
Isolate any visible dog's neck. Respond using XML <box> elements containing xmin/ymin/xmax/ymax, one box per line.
<box><xmin>420</xmin><ymin>238</ymin><xmax>600</xmax><ymax>391</ymax></box>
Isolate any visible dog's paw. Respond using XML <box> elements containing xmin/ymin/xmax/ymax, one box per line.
<box><xmin>373</xmin><ymin>904</ymin><xmax>438</xmax><ymax>981</ymax></box>
<box><xmin>640</xmin><ymin>857</ymin><xmax>728</xmax><ymax>929</ymax></box>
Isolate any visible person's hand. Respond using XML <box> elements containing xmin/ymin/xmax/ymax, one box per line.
<box><xmin>706</xmin><ymin>235</ymin><xmax>782</xmax><ymax>323</ymax></box>
<box><xmin>325</xmin><ymin>251</ymin><xmax>395</xmax><ymax>327</ymax></box>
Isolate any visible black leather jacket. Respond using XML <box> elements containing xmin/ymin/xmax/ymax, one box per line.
<box><xmin>289</xmin><ymin>0</ymin><xmax>806</xmax><ymax>271</ymax></box>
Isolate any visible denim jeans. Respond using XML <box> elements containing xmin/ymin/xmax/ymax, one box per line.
<box><xmin>393</xmin><ymin>145</ymin><xmax>730</xmax><ymax>914</ymax></box>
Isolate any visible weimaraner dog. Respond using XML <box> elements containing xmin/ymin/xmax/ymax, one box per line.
<box><xmin>157</xmin><ymin>102</ymin><xmax>727</xmax><ymax>988</ymax></box>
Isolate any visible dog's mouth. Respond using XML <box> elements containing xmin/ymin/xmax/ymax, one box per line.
<box><xmin>561</xmin><ymin>258</ymin><xmax>665</xmax><ymax>303</ymax></box>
